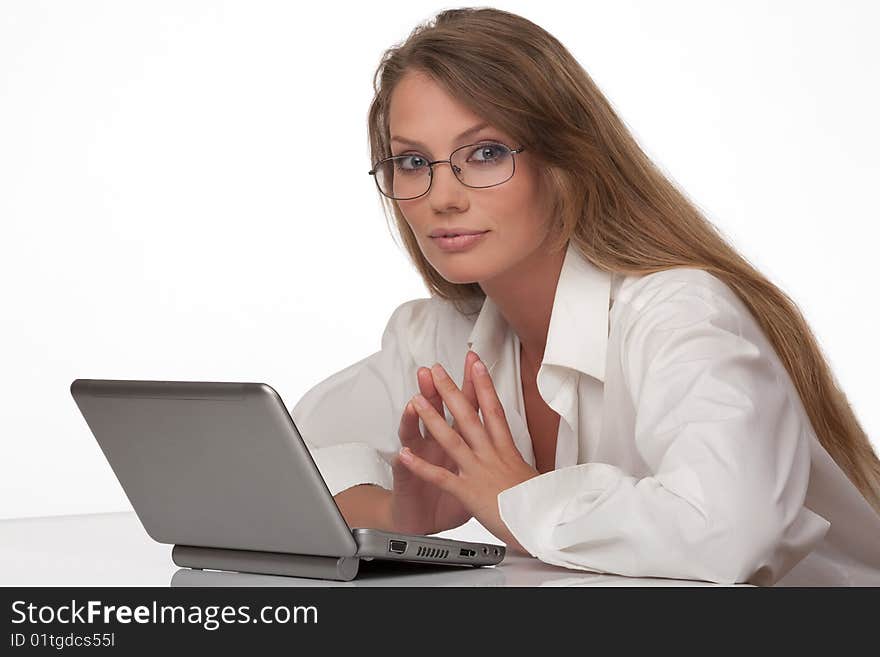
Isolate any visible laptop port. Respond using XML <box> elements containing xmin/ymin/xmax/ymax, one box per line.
<box><xmin>389</xmin><ymin>540</ymin><xmax>407</xmax><ymax>554</ymax></box>
<box><xmin>459</xmin><ymin>548</ymin><xmax>476</xmax><ymax>557</ymax></box>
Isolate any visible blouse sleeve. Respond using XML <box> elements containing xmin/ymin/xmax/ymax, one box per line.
<box><xmin>496</xmin><ymin>275</ymin><xmax>832</xmax><ymax>585</ymax></box>
<box><xmin>291</xmin><ymin>298</ymin><xmax>428</xmax><ymax>497</ymax></box>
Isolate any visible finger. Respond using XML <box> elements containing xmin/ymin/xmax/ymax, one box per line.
<box><xmin>410</xmin><ymin>392</ymin><xmax>475</xmax><ymax>469</ymax></box>
<box><xmin>400</xmin><ymin>397</ymin><xmax>457</xmax><ymax>472</ymax></box>
<box><xmin>449</xmin><ymin>350</ymin><xmax>479</xmax><ymax>437</ymax></box>
<box><xmin>418</xmin><ymin>366</ymin><xmax>444</xmax><ymax>413</ymax></box>
<box><xmin>429</xmin><ymin>362</ymin><xmax>488</xmax><ymax>452</ymax></box>
<box><xmin>392</xmin><ymin>403</ymin><xmax>426</xmax><ymax>483</ymax></box>
<box><xmin>461</xmin><ymin>350</ymin><xmax>479</xmax><ymax>411</ymax></box>
<box><xmin>470</xmin><ymin>357</ymin><xmax>517</xmax><ymax>453</ymax></box>
<box><xmin>417</xmin><ymin>367</ymin><xmax>446</xmax><ymax>435</ymax></box>
<box><xmin>398</xmin><ymin>447</ymin><xmax>460</xmax><ymax>495</ymax></box>
<box><xmin>397</xmin><ymin>400</ymin><xmax>423</xmax><ymax>450</ymax></box>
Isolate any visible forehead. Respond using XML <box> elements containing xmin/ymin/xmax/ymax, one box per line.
<box><xmin>388</xmin><ymin>72</ymin><xmax>497</xmax><ymax>147</ymax></box>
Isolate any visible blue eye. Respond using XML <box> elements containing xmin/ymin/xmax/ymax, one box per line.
<box><xmin>466</xmin><ymin>143</ymin><xmax>510</xmax><ymax>165</ymax></box>
<box><xmin>395</xmin><ymin>155</ymin><xmax>429</xmax><ymax>172</ymax></box>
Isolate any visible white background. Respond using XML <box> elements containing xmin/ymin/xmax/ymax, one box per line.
<box><xmin>1</xmin><ymin>0</ymin><xmax>877</xmax><ymax>520</ymax></box>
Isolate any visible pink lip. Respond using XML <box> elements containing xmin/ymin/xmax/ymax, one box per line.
<box><xmin>429</xmin><ymin>227</ymin><xmax>487</xmax><ymax>237</ymax></box>
<box><xmin>429</xmin><ymin>230</ymin><xmax>489</xmax><ymax>252</ymax></box>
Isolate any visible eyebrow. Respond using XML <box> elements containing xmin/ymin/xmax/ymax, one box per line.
<box><xmin>390</xmin><ymin>121</ymin><xmax>492</xmax><ymax>150</ymax></box>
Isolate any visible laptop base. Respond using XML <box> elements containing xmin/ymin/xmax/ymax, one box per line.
<box><xmin>171</xmin><ymin>544</ymin><xmax>360</xmax><ymax>581</ymax></box>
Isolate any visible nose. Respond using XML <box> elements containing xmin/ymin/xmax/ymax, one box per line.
<box><xmin>427</xmin><ymin>160</ymin><xmax>467</xmax><ymax>208</ymax></box>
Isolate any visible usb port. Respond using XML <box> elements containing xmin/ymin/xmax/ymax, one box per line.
<box><xmin>459</xmin><ymin>548</ymin><xmax>476</xmax><ymax>557</ymax></box>
<box><xmin>389</xmin><ymin>540</ymin><xmax>407</xmax><ymax>554</ymax></box>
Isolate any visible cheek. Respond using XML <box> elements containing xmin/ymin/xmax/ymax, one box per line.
<box><xmin>400</xmin><ymin>215</ymin><xmax>431</xmax><ymax>252</ymax></box>
<box><xmin>395</xmin><ymin>204</ymin><xmax>423</xmax><ymax>234</ymax></box>
<box><xmin>489</xmin><ymin>170</ymin><xmax>548</xmax><ymax>237</ymax></box>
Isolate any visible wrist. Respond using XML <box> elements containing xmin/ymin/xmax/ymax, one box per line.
<box><xmin>334</xmin><ymin>484</ymin><xmax>394</xmax><ymax>531</ymax></box>
<box><xmin>378</xmin><ymin>487</ymin><xmax>395</xmax><ymax>532</ymax></box>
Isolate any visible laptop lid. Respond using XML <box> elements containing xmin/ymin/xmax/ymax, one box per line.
<box><xmin>70</xmin><ymin>379</ymin><xmax>359</xmax><ymax>558</ymax></box>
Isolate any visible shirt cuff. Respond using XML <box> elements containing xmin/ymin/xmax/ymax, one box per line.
<box><xmin>497</xmin><ymin>463</ymin><xmax>622</xmax><ymax>562</ymax></box>
<box><xmin>497</xmin><ymin>461</ymin><xmax>833</xmax><ymax>583</ymax></box>
<box><xmin>308</xmin><ymin>442</ymin><xmax>393</xmax><ymax>497</ymax></box>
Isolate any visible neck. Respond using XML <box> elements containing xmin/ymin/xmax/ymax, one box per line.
<box><xmin>479</xmin><ymin>238</ymin><xmax>566</xmax><ymax>368</ymax></box>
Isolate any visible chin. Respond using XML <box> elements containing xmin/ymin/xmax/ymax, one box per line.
<box><xmin>440</xmin><ymin>273</ymin><xmax>479</xmax><ymax>285</ymax></box>
<box><xmin>435</xmin><ymin>263</ymin><xmax>493</xmax><ymax>286</ymax></box>
<box><xmin>419</xmin><ymin>241</ymin><xmax>501</xmax><ymax>284</ymax></box>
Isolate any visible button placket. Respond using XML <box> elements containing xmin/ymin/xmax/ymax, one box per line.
<box><xmin>492</xmin><ymin>341</ymin><xmax>535</xmax><ymax>468</ymax></box>
<box><xmin>548</xmin><ymin>374</ymin><xmax>579</xmax><ymax>470</ymax></box>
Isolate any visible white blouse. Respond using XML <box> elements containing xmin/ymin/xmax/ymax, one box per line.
<box><xmin>291</xmin><ymin>241</ymin><xmax>880</xmax><ymax>586</ymax></box>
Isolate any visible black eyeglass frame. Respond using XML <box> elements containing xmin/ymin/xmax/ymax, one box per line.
<box><xmin>368</xmin><ymin>141</ymin><xmax>527</xmax><ymax>200</ymax></box>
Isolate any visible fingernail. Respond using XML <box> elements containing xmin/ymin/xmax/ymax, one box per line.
<box><xmin>474</xmin><ymin>359</ymin><xmax>488</xmax><ymax>375</ymax></box>
<box><xmin>431</xmin><ymin>362</ymin><xmax>448</xmax><ymax>379</ymax></box>
<box><xmin>412</xmin><ymin>394</ymin><xmax>428</xmax><ymax>408</ymax></box>
<box><xmin>399</xmin><ymin>447</ymin><xmax>413</xmax><ymax>461</ymax></box>
<box><xmin>405</xmin><ymin>401</ymin><xmax>414</xmax><ymax>413</ymax></box>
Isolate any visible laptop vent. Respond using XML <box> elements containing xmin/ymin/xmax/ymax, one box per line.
<box><xmin>416</xmin><ymin>546</ymin><xmax>448</xmax><ymax>559</ymax></box>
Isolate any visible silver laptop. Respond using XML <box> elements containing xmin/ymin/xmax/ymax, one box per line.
<box><xmin>70</xmin><ymin>379</ymin><xmax>505</xmax><ymax>581</ymax></box>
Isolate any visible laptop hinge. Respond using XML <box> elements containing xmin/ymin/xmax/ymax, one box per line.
<box><xmin>172</xmin><ymin>544</ymin><xmax>360</xmax><ymax>581</ymax></box>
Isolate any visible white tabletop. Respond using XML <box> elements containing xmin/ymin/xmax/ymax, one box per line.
<box><xmin>0</xmin><ymin>511</ymin><xmax>740</xmax><ymax>587</ymax></box>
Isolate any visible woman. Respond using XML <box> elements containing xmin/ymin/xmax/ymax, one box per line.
<box><xmin>292</xmin><ymin>8</ymin><xmax>880</xmax><ymax>585</ymax></box>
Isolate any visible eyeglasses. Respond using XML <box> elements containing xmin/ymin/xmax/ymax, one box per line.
<box><xmin>368</xmin><ymin>140</ymin><xmax>527</xmax><ymax>200</ymax></box>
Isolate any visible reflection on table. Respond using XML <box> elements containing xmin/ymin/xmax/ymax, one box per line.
<box><xmin>0</xmin><ymin>511</ymin><xmax>743</xmax><ymax>587</ymax></box>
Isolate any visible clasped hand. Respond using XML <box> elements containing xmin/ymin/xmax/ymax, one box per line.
<box><xmin>396</xmin><ymin>351</ymin><xmax>540</xmax><ymax>555</ymax></box>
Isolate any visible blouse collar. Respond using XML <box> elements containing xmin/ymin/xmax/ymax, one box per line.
<box><xmin>466</xmin><ymin>241</ymin><xmax>613</xmax><ymax>383</ymax></box>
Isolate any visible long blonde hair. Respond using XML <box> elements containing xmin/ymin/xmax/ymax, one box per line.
<box><xmin>365</xmin><ymin>7</ymin><xmax>880</xmax><ymax>516</ymax></box>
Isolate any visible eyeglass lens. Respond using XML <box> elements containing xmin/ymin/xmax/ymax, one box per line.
<box><xmin>374</xmin><ymin>142</ymin><xmax>516</xmax><ymax>200</ymax></box>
